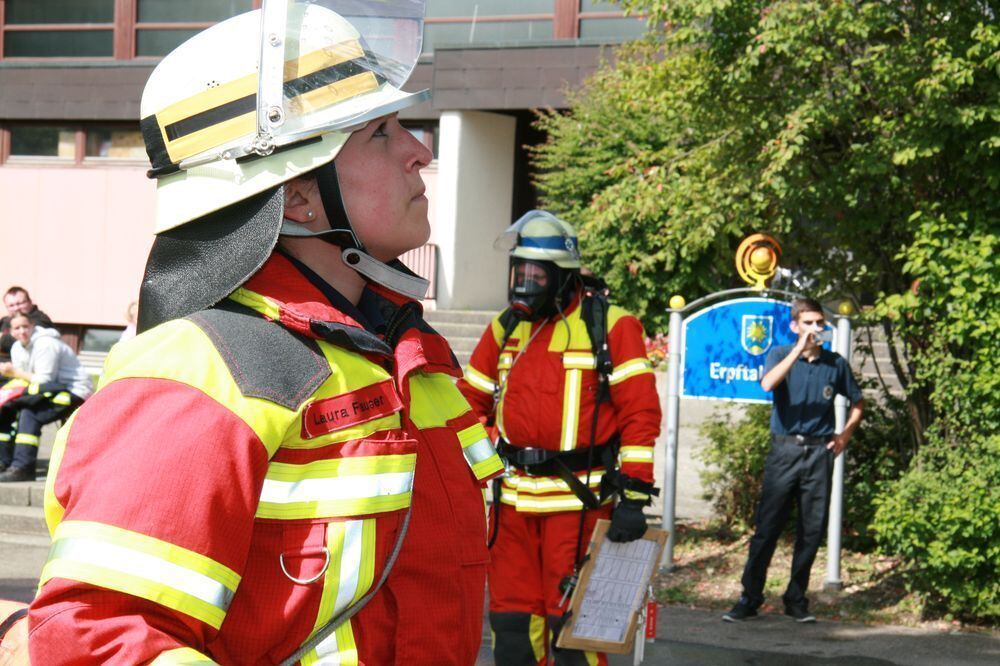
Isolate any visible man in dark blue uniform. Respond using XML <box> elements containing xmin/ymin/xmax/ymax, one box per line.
<box><xmin>724</xmin><ymin>297</ymin><xmax>864</xmax><ymax>623</ymax></box>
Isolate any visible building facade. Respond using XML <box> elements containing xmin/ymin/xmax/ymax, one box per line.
<box><xmin>0</xmin><ymin>0</ymin><xmax>644</xmax><ymax>352</ymax></box>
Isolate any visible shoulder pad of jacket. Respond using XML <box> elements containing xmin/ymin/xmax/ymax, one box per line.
<box><xmin>188</xmin><ymin>301</ymin><xmax>331</xmax><ymax>410</ymax></box>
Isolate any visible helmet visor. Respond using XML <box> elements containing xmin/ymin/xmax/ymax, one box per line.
<box><xmin>265</xmin><ymin>0</ymin><xmax>426</xmax><ymax>137</ymax></box>
<box><xmin>173</xmin><ymin>0</ymin><xmax>427</xmax><ymax>171</ymax></box>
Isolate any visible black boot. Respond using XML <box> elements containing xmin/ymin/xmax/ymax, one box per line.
<box><xmin>0</xmin><ymin>467</ymin><xmax>34</xmax><ymax>482</ymax></box>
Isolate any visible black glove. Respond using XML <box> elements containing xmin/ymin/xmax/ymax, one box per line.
<box><xmin>607</xmin><ymin>498</ymin><xmax>648</xmax><ymax>542</ymax></box>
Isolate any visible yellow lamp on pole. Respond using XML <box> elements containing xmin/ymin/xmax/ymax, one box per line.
<box><xmin>735</xmin><ymin>234</ymin><xmax>782</xmax><ymax>289</ymax></box>
<box><xmin>669</xmin><ymin>295</ymin><xmax>686</xmax><ymax>310</ymax></box>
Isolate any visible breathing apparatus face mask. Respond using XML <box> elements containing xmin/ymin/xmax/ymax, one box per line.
<box><xmin>509</xmin><ymin>258</ymin><xmax>573</xmax><ymax>321</ymax></box>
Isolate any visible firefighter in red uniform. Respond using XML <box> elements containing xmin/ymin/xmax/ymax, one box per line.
<box><xmin>26</xmin><ymin>2</ymin><xmax>503</xmax><ymax>664</ymax></box>
<box><xmin>457</xmin><ymin>211</ymin><xmax>662</xmax><ymax>665</ymax></box>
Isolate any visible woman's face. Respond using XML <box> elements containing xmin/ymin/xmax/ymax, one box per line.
<box><xmin>335</xmin><ymin>113</ymin><xmax>433</xmax><ymax>261</ymax></box>
<box><xmin>10</xmin><ymin>316</ymin><xmax>33</xmax><ymax>347</ymax></box>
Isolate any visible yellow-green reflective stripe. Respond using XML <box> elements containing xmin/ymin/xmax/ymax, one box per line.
<box><xmin>14</xmin><ymin>432</ymin><xmax>39</xmax><ymax>446</ymax></box>
<box><xmin>497</xmin><ymin>354</ymin><xmax>513</xmax><ymax>370</ymax></box>
<box><xmin>303</xmin><ymin>519</ymin><xmax>371</xmax><ymax>665</ymax></box>
<box><xmin>0</xmin><ymin>433</ymin><xmax>9</xmax><ymax>442</ymax></box>
<box><xmin>42</xmin><ymin>522</ymin><xmax>239</xmax><ymax>629</ymax></box>
<box><xmin>503</xmin><ymin>471</ymin><xmax>604</xmax><ymax>494</ymax></box>
<box><xmin>266</xmin><ymin>455</ymin><xmax>416</xmax><ymax>481</ymax></box>
<box><xmin>51</xmin><ymin>391</ymin><xmax>72</xmax><ymax>406</ymax></box>
<box><xmin>609</xmin><ymin>359</ymin><xmax>653</xmax><ymax>385</ymax></box>
<box><xmin>563</xmin><ymin>353</ymin><xmax>596</xmax><ymax>370</ymax></box>
<box><xmin>625</xmin><ymin>489</ymin><xmax>652</xmax><ymax>501</ymax></box>
<box><xmin>620</xmin><ymin>446</ymin><xmax>655</xmax><ymax>463</ymax></box>
<box><xmin>256</xmin><ymin>494</ymin><xmax>411</xmax><ymax>520</ymax></box>
<box><xmin>463</xmin><ymin>367</ymin><xmax>496</xmax><ymax>394</ymax></box>
<box><xmin>151</xmin><ymin>647</ymin><xmax>218</xmax><ymax>665</ymax></box>
<box><xmin>470</xmin><ymin>451</ymin><xmax>504</xmax><ymax>481</ymax></box>
<box><xmin>304</xmin><ymin>621</ymin><xmax>359</xmax><ymax>666</ymax></box>
<box><xmin>530</xmin><ymin>614</ymin><xmax>547</xmax><ymax>663</ymax></box>
<box><xmin>258</xmin><ymin>457</ymin><xmax>415</xmax><ymax>518</ymax></box>
<box><xmin>560</xmin><ymin>369</ymin><xmax>581</xmax><ymax>451</ymax></box>
<box><xmin>44</xmin><ymin>412</ymin><xmax>77</xmax><ymax>534</ymax></box>
<box><xmin>500</xmin><ymin>493</ymin><xmax>609</xmax><ymax>512</ymax></box>
<box><xmin>28</xmin><ymin>383</ymin><xmax>40</xmax><ymax>395</ymax></box>
<box><xmin>457</xmin><ymin>424</ymin><xmax>503</xmax><ymax>479</ymax></box>
<box><xmin>227</xmin><ymin>288</ymin><xmax>283</xmax><ymax>320</ymax></box>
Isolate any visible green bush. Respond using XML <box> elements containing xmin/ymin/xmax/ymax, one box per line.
<box><xmin>872</xmin><ymin>437</ymin><xmax>1000</xmax><ymax>622</ymax></box>
<box><xmin>696</xmin><ymin>404</ymin><xmax>771</xmax><ymax>531</ymax></box>
<box><xmin>697</xmin><ymin>393</ymin><xmax>912</xmax><ymax>551</ymax></box>
<box><xmin>839</xmin><ymin>392</ymin><xmax>914</xmax><ymax>551</ymax></box>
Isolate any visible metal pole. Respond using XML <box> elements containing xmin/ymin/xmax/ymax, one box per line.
<box><xmin>825</xmin><ymin>315</ymin><xmax>852</xmax><ymax>589</ymax></box>
<box><xmin>633</xmin><ymin>607</ymin><xmax>646</xmax><ymax>665</ymax></box>
<box><xmin>661</xmin><ymin>308</ymin><xmax>682</xmax><ymax>569</ymax></box>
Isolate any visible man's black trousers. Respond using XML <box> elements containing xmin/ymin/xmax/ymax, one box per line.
<box><xmin>740</xmin><ymin>438</ymin><xmax>834</xmax><ymax>608</ymax></box>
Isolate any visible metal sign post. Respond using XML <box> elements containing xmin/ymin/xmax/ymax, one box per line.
<box><xmin>825</xmin><ymin>313</ymin><xmax>853</xmax><ymax>589</ymax></box>
<box><xmin>661</xmin><ymin>306</ymin><xmax>683</xmax><ymax>569</ymax></box>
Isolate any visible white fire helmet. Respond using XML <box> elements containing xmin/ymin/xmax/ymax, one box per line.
<box><xmin>494</xmin><ymin>210</ymin><xmax>583</xmax><ymax>269</ymax></box>
<box><xmin>140</xmin><ymin>0</ymin><xmax>428</xmax><ymax>233</ymax></box>
<box><xmin>136</xmin><ymin>0</ymin><xmax>430</xmax><ymax>332</ymax></box>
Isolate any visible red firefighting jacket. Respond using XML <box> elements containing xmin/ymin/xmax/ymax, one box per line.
<box><xmin>28</xmin><ymin>254</ymin><xmax>503</xmax><ymax>665</ymax></box>
<box><xmin>456</xmin><ymin>292</ymin><xmax>660</xmax><ymax>513</ymax></box>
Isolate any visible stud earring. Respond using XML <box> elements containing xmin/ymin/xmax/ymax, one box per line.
<box><xmin>306</xmin><ymin>210</ymin><xmax>315</xmax><ymax>220</ymax></box>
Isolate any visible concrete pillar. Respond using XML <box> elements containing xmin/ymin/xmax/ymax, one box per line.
<box><xmin>433</xmin><ymin>110</ymin><xmax>516</xmax><ymax>311</ymax></box>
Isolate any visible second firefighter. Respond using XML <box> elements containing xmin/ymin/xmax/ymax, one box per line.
<box><xmin>457</xmin><ymin>210</ymin><xmax>662</xmax><ymax>666</ymax></box>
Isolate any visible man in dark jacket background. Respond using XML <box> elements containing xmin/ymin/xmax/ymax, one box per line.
<box><xmin>0</xmin><ymin>287</ymin><xmax>55</xmax><ymax>358</ymax></box>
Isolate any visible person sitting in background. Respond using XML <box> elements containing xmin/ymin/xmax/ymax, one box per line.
<box><xmin>0</xmin><ymin>287</ymin><xmax>55</xmax><ymax>359</ymax></box>
<box><xmin>0</xmin><ymin>313</ymin><xmax>92</xmax><ymax>482</ymax></box>
<box><xmin>118</xmin><ymin>301</ymin><xmax>138</xmax><ymax>344</ymax></box>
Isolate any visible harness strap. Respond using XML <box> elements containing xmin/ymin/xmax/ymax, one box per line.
<box><xmin>498</xmin><ymin>441</ymin><xmax>619</xmax><ymax>510</ymax></box>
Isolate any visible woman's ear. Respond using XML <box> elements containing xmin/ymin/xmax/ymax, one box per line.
<box><xmin>283</xmin><ymin>176</ymin><xmax>320</xmax><ymax>224</ymax></box>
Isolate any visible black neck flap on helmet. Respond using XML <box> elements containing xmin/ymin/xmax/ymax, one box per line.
<box><xmin>278</xmin><ymin>159</ymin><xmax>430</xmax><ymax>301</ymax></box>
<box><xmin>138</xmin><ymin>186</ymin><xmax>284</xmax><ymax>333</ymax></box>
<box><xmin>508</xmin><ymin>257</ymin><xmax>579</xmax><ymax>321</ymax></box>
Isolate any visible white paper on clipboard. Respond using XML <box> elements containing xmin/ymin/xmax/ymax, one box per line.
<box><xmin>558</xmin><ymin>520</ymin><xmax>667</xmax><ymax>653</ymax></box>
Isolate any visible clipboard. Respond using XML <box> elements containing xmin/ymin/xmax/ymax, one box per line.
<box><xmin>556</xmin><ymin>519</ymin><xmax>667</xmax><ymax>654</ymax></box>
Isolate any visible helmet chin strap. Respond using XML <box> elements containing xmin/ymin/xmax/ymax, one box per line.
<box><xmin>342</xmin><ymin>248</ymin><xmax>429</xmax><ymax>301</ymax></box>
<box><xmin>278</xmin><ymin>161</ymin><xmax>430</xmax><ymax>301</ymax></box>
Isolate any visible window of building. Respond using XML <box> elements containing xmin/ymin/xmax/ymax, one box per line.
<box><xmin>7</xmin><ymin>125</ymin><xmax>77</xmax><ymax>160</ymax></box>
<box><xmin>80</xmin><ymin>326</ymin><xmax>124</xmax><ymax>354</ymax></box>
<box><xmin>422</xmin><ymin>0</ymin><xmax>555</xmax><ymax>53</ymax></box>
<box><xmin>0</xmin><ymin>0</ymin><xmax>639</xmax><ymax>61</ymax></box>
<box><xmin>428</xmin><ymin>1</ymin><xmax>555</xmax><ymax>17</ymax></box>
<box><xmin>2</xmin><ymin>123</ymin><xmax>146</xmax><ymax>165</ymax></box>
<box><xmin>134</xmin><ymin>0</ymin><xmax>254</xmax><ymax>57</ymax></box>
<box><xmin>2</xmin><ymin>0</ymin><xmax>115</xmax><ymax>58</ymax></box>
<box><xmin>403</xmin><ymin>122</ymin><xmax>439</xmax><ymax>160</ymax></box>
<box><xmin>578</xmin><ymin>16</ymin><xmax>647</xmax><ymax>40</ymax></box>
<box><xmin>84</xmin><ymin>126</ymin><xmax>147</xmax><ymax>161</ymax></box>
<box><xmin>578</xmin><ymin>1</ymin><xmax>647</xmax><ymax>41</ymax></box>
<box><xmin>423</xmin><ymin>20</ymin><xmax>554</xmax><ymax>52</ymax></box>
<box><xmin>0</xmin><ymin>0</ymin><xmax>257</xmax><ymax>60</ymax></box>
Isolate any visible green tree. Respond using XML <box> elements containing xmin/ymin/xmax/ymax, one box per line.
<box><xmin>532</xmin><ymin>0</ymin><xmax>1000</xmax><ymax>619</ymax></box>
<box><xmin>532</xmin><ymin>0</ymin><xmax>999</xmax><ymax>444</ymax></box>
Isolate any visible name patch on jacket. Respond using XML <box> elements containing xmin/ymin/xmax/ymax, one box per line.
<box><xmin>302</xmin><ymin>380</ymin><xmax>403</xmax><ymax>438</ymax></box>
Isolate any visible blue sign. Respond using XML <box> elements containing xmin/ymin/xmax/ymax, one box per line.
<box><xmin>681</xmin><ymin>298</ymin><xmax>799</xmax><ymax>403</ymax></box>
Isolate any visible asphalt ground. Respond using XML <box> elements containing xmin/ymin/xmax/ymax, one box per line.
<box><xmin>4</xmin><ymin>419</ymin><xmax>998</xmax><ymax>664</ymax></box>
<box><xmin>2</xmin><ymin>536</ymin><xmax>996</xmax><ymax>666</ymax></box>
